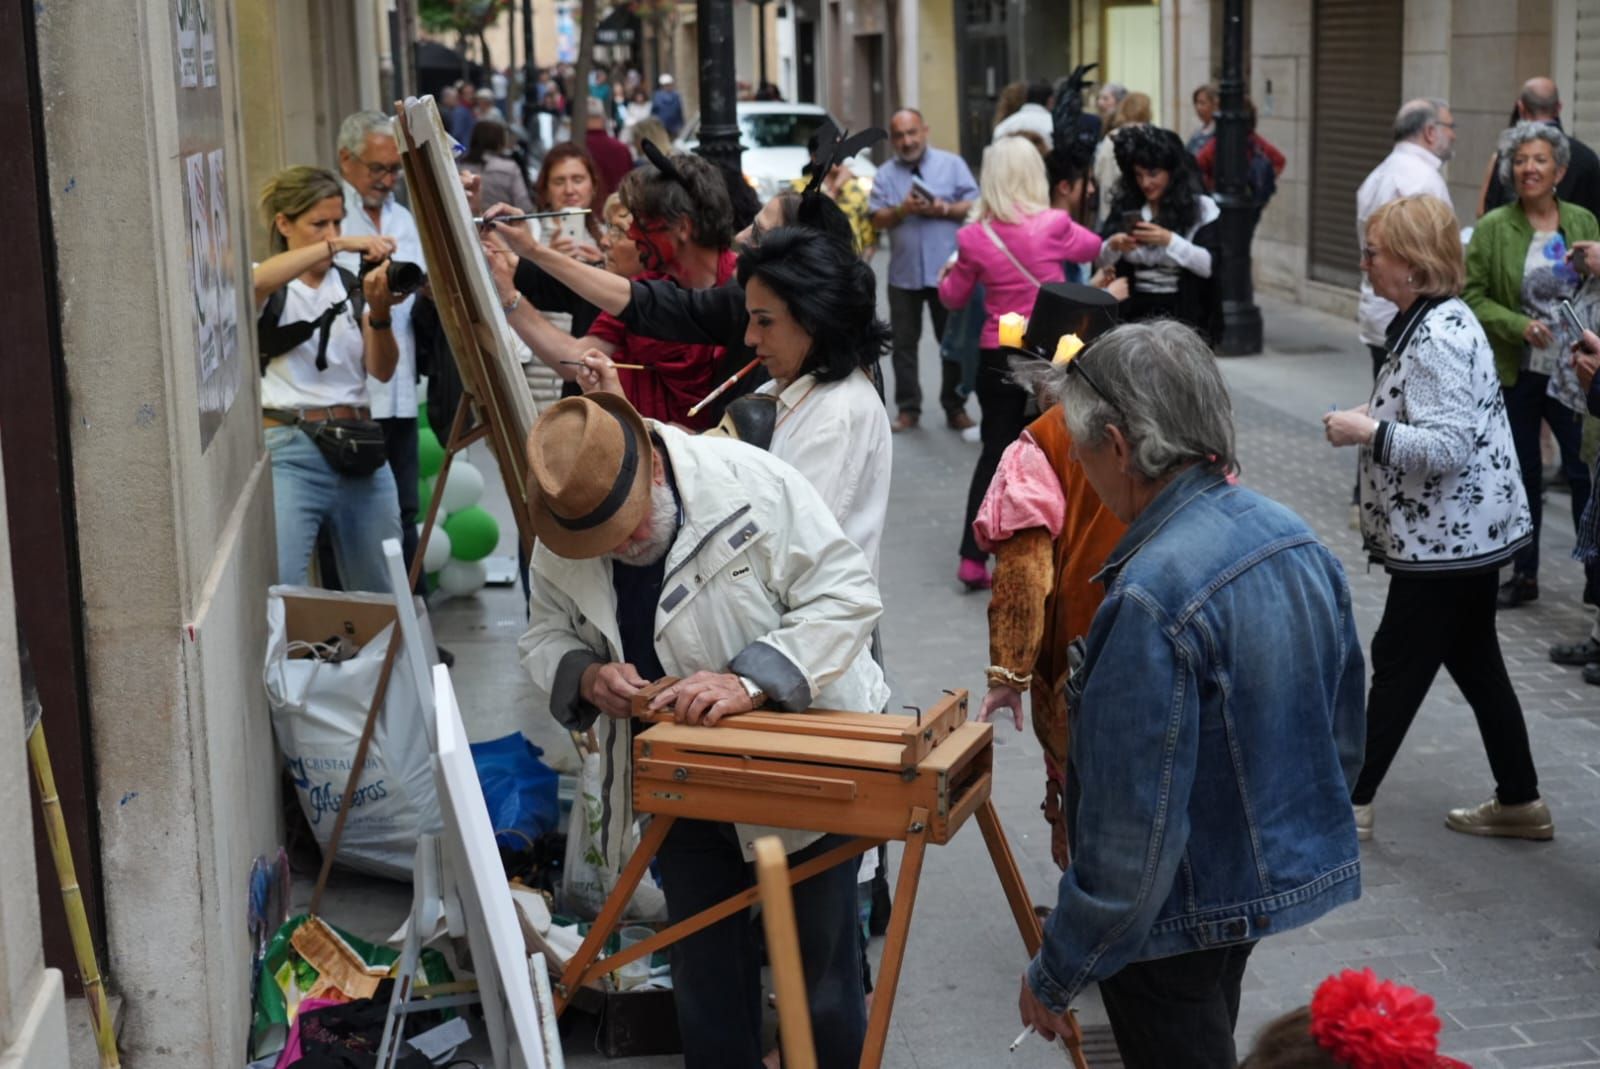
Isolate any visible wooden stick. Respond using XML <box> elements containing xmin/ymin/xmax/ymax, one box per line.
<box><xmin>559</xmin><ymin>359</ymin><xmax>649</xmax><ymax>371</ymax></box>
<box><xmin>687</xmin><ymin>356</ymin><xmax>761</xmax><ymax>417</ymax></box>
<box><xmin>308</xmin><ymin>626</ymin><xmax>401</xmax><ymax>918</ymax></box>
<box><xmin>860</xmin><ymin>807</ymin><xmax>931</xmax><ymax>1069</ymax></box>
<box><xmin>755</xmin><ymin>837</ymin><xmax>818</xmax><ymax>1069</ymax></box>
<box><xmin>28</xmin><ymin>720</ymin><xmax>120</xmax><ymax>1068</ymax></box>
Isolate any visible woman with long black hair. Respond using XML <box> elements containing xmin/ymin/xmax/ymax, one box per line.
<box><xmin>1097</xmin><ymin>125</ymin><xmax>1220</xmax><ymax>340</ymax></box>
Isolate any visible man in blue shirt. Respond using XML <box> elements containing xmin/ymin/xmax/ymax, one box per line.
<box><xmin>651</xmin><ymin>73</ymin><xmax>685</xmax><ymax>138</ymax></box>
<box><xmin>869</xmin><ymin>108</ymin><xmax>979</xmax><ymax>431</ymax></box>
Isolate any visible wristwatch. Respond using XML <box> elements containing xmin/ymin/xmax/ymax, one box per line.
<box><xmin>736</xmin><ymin>675</ymin><xmax>767</xmax><ymax>708</ymax></box>
<box><xmin>368</xmin><ymin>317</ymin><xmax>392</xmax><ymax>330</ymax></box>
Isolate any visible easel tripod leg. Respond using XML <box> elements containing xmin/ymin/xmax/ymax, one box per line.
<box><xmin>976</xmin><ymin>798</ymin><xmax>1090</xmax><ymax>1068</ymax></box>
<box><xmin>858</xmin><ymin>806</ymin><xmax>930</xmax><ymax>1069</ymax></box>
<box><xmin>554</xmin><ymin>814</ymin><xmax>676</xmax><ymax>1013</ymax></box>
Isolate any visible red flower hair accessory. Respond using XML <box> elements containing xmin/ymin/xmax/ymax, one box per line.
<box><xmin>1309</xmin><ymin>969</ymin><xmax>1449</xmax><ymax>1069</ymax></box>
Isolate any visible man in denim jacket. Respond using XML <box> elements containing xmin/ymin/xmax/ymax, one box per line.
<box><xmin>1016</xmin><ymin>321</ymin><xmax>1366</xmax><ymax>1067</ymax></box>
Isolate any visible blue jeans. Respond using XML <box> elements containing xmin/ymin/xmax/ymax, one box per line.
<box><xmin>266</xmin><ymin>424</ymin><xmax>402</xmax><ymax>593</ymax></box>
<box><xmin>1503</xmin><ymin>372</ymin><xmax>1592</xmax><ymax>579</ymax></box>
<box><xmin>655</xmin><ymin>820</ymin><xmax>866</xmax><ymax>1068</ymax></box>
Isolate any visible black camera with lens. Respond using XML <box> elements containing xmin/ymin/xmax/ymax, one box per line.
<box><xmin>358</xmin><ymin>257</ymin><xmax>426</xmax><ymax>300</ymax></box>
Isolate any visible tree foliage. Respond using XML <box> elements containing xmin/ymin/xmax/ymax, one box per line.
<box><xmin>418</xmin><ymin>0</ymin><xmax>510</xmax><ymax>35</ymax></box>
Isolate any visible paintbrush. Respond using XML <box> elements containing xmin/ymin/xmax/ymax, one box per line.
<box><xmin>474</xmin><ymin>207</ymin><xmax>592</xmax><ymax>227</ymax></box>
<box><xmin>687</xmin><ymin>356</ymin><xmax>762</xmax><ymax>417</ymax></box>
<box><xmin>560</xmin><ymin>359</ymin><xmax>649</xmax><ymax>371</ymax></box>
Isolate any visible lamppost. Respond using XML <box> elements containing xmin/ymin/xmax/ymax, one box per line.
<box><xmin>522</xmin><ymin>0</ymin><xmax>537</xmax><ymax>136</ymax></box>
<box><xmin>1213</xmin><ymin>0</ymin><xmax>1262</xmax><ymax>355</ymax></box>
<box><xmin>695</xmin><ymin>0</ymin><xmax>743</xmax><ymax>170</ymax></box>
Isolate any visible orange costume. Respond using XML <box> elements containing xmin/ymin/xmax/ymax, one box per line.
<box><xmin>974</xmin><ymin>404</ymin><xmax>1126</xmax><ymax>868</ymax></box>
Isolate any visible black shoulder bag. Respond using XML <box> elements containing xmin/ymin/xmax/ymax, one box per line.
<box><xmin>258</xmin><ymin>268</ymin><xmax>389</xmax><ymax>477</ymax></box>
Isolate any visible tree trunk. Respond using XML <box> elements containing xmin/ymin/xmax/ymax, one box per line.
<box><xmin>572</xmin><ymin>0</ymin><xmax>601</xmax><ymax>136</ymax></box>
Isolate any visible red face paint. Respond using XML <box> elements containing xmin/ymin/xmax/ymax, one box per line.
<box><xmin>628</xmin><ymin>216</ymin><xmax>677</xmax><ymax>272</ymax></box>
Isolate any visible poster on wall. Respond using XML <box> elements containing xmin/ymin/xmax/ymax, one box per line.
<box><xmin>183</xmin><ymin>152</ymin><xmax>222</xmax><ymax>446</ymax></box>
<box><xmin>175</xmin><ymin>0</ymin><xmax>199</xmax><ymax>88</ymax></box>
<box><xmin>200</xmin><ymin>0</ymin><xmax>218</xmax><ymax>88</ymax></box>
<box><xmin>206</xmin><ymin>148</ymin><xmax>241</xmax><ymax>431</ymax></box>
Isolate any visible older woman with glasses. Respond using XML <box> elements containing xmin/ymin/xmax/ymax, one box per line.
<box><xmin>1018</xmin><ymin>319</ymin><xmax>1364</xmax><ymax>1069</ymax></box>
<box><xmin>1328</xmin><ymin>193</ymin><xmax>1545</xmax><ymax>842</ymax></box>
<box><xmin>1463</xmin><ymin>121</ymin><xmax>1600</xmax><ymax>608</ymax></box>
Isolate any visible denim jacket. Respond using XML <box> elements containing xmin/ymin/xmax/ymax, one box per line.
<box><xmin>1027</xmin><ymin>467</ymin><xmax>1365</xmax><ymax>1012</ymax></box>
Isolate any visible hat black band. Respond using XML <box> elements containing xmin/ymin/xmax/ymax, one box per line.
<box><xmin>551</xmin><ymin>410</ymin><xmax>640</xmax><ymax>531</ymax></box>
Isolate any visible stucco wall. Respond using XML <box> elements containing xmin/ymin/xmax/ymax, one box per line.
<box><xmin>0</xmin><ymin>396</ymin><xmax>69</xmax><ymax>1069</ymax></box>
<box><xmin>32</xmin><ymin>0</ymin><xmax>279</xmax><ymax>1064</ymax></box>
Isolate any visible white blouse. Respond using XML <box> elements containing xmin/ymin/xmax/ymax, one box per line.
<box><xmin>758</xmin><ymin>369</ymin><xmax>892</xmax><ymax>578</ymax></box>
<box><xmin>259</xmin><ymin>269</ymin><xmax>370</xmax><ymax>410</ymax></box>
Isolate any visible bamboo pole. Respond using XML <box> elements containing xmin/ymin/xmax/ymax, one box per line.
<box><xmin>27</xmin><ymin>719</ymin><xmax>120</xmax><ymax>1068</ymax></box>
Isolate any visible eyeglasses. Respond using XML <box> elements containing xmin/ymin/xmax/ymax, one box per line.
<box><xmin>604</xmin><ymin>223</ymin><xmax>631</xmax><ymax>241</ymax></box>
<box><xmin>360</xmin><ymin>159</ymin><xmax>404</xmax><ymax>180</ymax></box>
<box><xmin>1359</xmin><ymin>244</ymin><xmax>1381</xmax><ymax>263</ymax></box>
<box><xmin>1060</xmin><ymin>348</ymin><xmax>1122</xmax><ymax>418</ymax></box>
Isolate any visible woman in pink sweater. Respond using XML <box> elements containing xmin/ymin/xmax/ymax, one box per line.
<box><xmin>939</xmin><ymin>135</ymin><xmax>1102</xmax><ymax>589</ymax></box>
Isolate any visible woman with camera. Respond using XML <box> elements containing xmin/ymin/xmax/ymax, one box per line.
<box><xmin>254</xmin><ymin>165</ymin><xmax>404</xmax><ymax>593</ymax></box>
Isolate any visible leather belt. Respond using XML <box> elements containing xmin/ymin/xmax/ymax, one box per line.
<box><xmin>263</xmin><ymin>404</ymin><xmax>372</xmax><ymax>428</ymax></box>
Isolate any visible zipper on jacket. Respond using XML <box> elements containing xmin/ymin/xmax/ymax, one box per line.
<box><xmin>662</xmin><ymin>503</ymin><xmax>752</xmax><ymax>585</ymax></box>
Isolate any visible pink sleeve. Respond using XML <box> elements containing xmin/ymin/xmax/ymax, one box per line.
<box><xmin>1051</xmin><ymin>210</ymin><xmax>1103</xmax><ymax>265</ymax></box>
<box><xmin>938</xmin><ymin>228</ymin><xmax>980</xmax><ymax>309</ymax></box>
<box><xmin>971</xmin><ymin>434</ymin><xmax>1066</xmax><ymax>553</ymax></box>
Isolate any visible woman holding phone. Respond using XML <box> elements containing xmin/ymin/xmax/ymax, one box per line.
<box><xmin>1096</xmin><ymin>125</ymin><xmax>1220</xmax><ymax>341</ymax></box>
<box><xmin>1463</xmin><ymin>121</ymin><xmax>1600</xmax><ymax>608</ymax></box>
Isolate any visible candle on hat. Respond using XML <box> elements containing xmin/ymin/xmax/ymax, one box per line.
<box><xmin>1053</xmin><ymin>333</ymin><xmax>1085</xmax><ymax>364</ymax></box>
<box><xmin>997</xmin><ymin>312</ymin><xmax>1028</xmax><ymax>349</ymax></box>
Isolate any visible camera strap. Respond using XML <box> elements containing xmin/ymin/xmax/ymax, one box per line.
<box><xmin>257</xmin><ymin>267</ymin><xmax>366</xmax><ymax>371</ymax></box>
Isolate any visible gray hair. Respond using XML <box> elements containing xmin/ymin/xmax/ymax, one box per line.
<box><xmin>1051</xmin><ymin>320</ymin><xmax>1236</xmax><ymax>480</ymax></box>
<box><xmin>337</xmin><ymin>110</ymin><xmax>395</xmax><ymax>156</ymax></box>
<box><xmin>1496</xmin><ymin>120</ymin><xmax>1570</xmax><ymax>188</ymax></box>
<box><xmin>1393</xmin><ymin>98</ymin><xmax>1448</xmax><ymax>143</ymax></box>
<box><xmin>1100</xmin><ymin>82</ymin><xmax>1128</xmax><ymax>105</ymax></box>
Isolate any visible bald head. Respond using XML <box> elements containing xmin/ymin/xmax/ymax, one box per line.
<box><xmin>1519</xmin><ymin>77</ymin><xmax>1561</xmax><ymax>120</ymax></box>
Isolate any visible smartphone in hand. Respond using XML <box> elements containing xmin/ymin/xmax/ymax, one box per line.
<box><xmin>1121</xmin><ymin>210</ymin><xmax>1144</xmax><ymax>232</ymax></box>
<box><xmin>1559</xmin><ymin>298</ymin><xmax>1586</xmax><ymax>340</ymax></box>
<box><xmin>909</xmin><ymin>176</ymin><xmax>937</xmax><ymax>203</ymax></box>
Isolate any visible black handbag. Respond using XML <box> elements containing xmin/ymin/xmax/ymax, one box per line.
<box><xmin>304</xmin><ymin>418</ymin><xmax>388</xmax><ymax>477</ymax></box>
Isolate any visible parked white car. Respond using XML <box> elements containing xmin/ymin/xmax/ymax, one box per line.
<box><xmin>675</xmin><ymin>101</ymin><xmax>877</xmax><ymax>203</ymax></box>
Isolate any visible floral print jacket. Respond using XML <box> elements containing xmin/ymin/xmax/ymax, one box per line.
<box><xmin>1359</xmin><ymin>296</ymin><xmax>1532</xmax><ymax>573</ymax></box>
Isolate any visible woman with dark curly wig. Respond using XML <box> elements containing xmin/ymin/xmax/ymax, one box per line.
<box><xmin>1097</xmin><ymin>124</ymin><xmax>1221</xmax><ymax>339</ymax></box>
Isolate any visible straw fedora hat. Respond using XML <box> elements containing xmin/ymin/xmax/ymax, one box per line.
<box><xmin>525</xmin><ymin>394</ymin><xmax>654</xmax><ymax>559</ymax></box>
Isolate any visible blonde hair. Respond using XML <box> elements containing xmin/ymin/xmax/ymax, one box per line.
<box><xmin>259</xmin><ymin>166</ymin><xmax>343</xmax><ymax>253</ymax></box>
<box><xmin>630</xmin><ymin>116</ymin><xmax>672</xmax><ymax>157</ymax></box>
<box><xmin>974</xmin><ymin>135</ymin><xmax>1050</xmax><ymax>224</ymax></box>
<box><xmin>1366</xmin><ymin>194</ymin><xmax>1464</xmax><ymax>297</ymax></box>
<box><xmin>601</xmin><ymin>191</ymin><xmax>631</xmax><ymax>227</ymax></box>
<box><xmin>1108</xmin><ymin>91</ymin><xmax>1153</xmax><ymax>135</ymax></box>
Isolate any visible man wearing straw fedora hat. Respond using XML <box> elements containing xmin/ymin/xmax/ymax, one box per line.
<box><xmin>519</xmin><ymin>392</ymin><xmax>888</xmax><ymax>1067</ymax></box>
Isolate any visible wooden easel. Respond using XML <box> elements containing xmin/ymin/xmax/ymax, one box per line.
<box><xmin>552</xmin><ymin>687</ymin><xmax>1091</xmax><ymax>1069</ymax></box>
<box><xmin>307</xmin><ymin>94</ymin><xmax>543</xmax><ymax>915</ymax></box>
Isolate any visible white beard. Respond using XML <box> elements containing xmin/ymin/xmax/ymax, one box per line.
<box><xmin>607</xmin><ymin>479</ymin><xmax>677</xmax><ymax>566</ymax></box>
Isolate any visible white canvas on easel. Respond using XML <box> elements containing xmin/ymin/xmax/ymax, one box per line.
<box><xmin>433</xmin><ymin>664</ymin><xmax>561</xmax><ymax>1068</ymax></box>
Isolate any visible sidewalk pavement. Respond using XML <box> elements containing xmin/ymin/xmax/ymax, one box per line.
<box><xmin>305</xmin><ymin>293</ymin><xmax>1600</xmax><ymax>1068</ymax></box>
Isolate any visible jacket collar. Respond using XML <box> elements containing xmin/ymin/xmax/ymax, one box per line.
<box><xmin>1383</xmin><ymin>295</ymin><xmax>1449</xmax><ymax>354</ymax></box>
<box><xmin>1093</xmin><ymin>464</ymin><xmax>1229</xmax><ymax>582</ymax></box>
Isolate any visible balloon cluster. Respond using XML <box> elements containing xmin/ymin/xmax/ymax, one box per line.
<box><xmin>416</xmin><ymin>402</ymin><xmax>501</xmax><ymax>598</ymax></box>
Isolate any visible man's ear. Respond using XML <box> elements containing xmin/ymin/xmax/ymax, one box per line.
<box><xmin>651</xmin><ymin>449</ymin><xmax>666</xmax><ymax>485</ymax></box>
<box><xmin>1105</xmin><ymin>424</ymin><xmax>1133</xmax><ymax>471</ymax></box>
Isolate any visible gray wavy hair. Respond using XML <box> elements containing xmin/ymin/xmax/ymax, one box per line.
<box><xmin>1497</xmin><ymin>121</ymin><xmax>1570</xmax><ymax>188</ymax></box>
<box><xmin>338</xmin><ymin>110</ymin><xmax>396</xmax><ymax>156</ymax></box>
<box><xmin>1049</xmin><ymin>320</ymin><xmax>1236</xmax><ymax>480</ymax></box>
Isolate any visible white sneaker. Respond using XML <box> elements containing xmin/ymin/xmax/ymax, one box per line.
<box><xmin>1353</xmin><ymin>803</ymin><xmax>1374</xmax><ymax>842</ymax></box>
<box><xmin>961</xmin><ymin>425</ymin><xmax>981</xmax><ymax>444</ymax></box>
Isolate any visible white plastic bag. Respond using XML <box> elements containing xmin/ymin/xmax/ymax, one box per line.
<box><xmin>264</xmin><ymin>588</ymin><xmax>443</xmax><ymax>880</ymax></box>
<box><xmin>560</xmin><ymin>750</ymin><xmax>666</xmax><ymax>922</ymax></box>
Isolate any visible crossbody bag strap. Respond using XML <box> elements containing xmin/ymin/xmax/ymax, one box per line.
<box><xmin>981</xmin><ymin>220</ymin><xmax>1043</xmax><ymax>290</ymax></box>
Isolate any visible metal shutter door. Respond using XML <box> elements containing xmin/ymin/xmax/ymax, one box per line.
<box><xmin>1308</xmin><ymin>0</ymin><xmax>1403</xmax><ymax>289</ymax></box>
<box><xmin>1574</xmin><ymin>1</ymin><xmax>1600</xmax><ymax>146</ymax></box>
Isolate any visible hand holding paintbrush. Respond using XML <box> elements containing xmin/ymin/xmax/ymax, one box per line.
<box><xmin>567</xmin><ymin>350</ymin><xmax>628</xmax><ymax>398</ymax></box>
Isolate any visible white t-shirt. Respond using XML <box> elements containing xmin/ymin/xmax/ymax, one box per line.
<box><xmin>259</xmin><ymin>269</ymin><xmax>370</xmax><ymax>410</ymax></box>
<box><xmin>335</xmin><ymin>182</ymin><xmax>423</xmax><ymax>418</ymax></box>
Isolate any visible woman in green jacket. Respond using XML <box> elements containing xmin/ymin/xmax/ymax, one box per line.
<box><xmin>1463</xmin><ymin>121</ymin><xmax>1600</xmax><ymax>608</ymax></box>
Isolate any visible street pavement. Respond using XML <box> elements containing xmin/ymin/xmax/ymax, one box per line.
<box><xmin>307</xmin><ymin>291</ymin><xmax>1600</xmax><ymax>1068</ymax></box>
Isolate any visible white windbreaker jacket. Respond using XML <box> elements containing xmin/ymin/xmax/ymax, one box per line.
<box><xmin>519</xmin><ymin>422</ymin><xmax>891</xmax><ymax>871</ymax></box>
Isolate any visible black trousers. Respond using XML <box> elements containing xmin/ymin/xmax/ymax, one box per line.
<box><xmin>1098</xmin><ymin>942</ymin><xmax>1256</xmax><ymax>1069</ymax></box>
<box><xmin>888</xmin><ymin>284</ymin><xmax>961</xmax><ymax>418</ymax></box>
<box><xmin>959</xmin><ymin>348</ymin><xmax>1032</xmax><ymax>562</ymax></box>
<box><xmin>655</xmin><ymin>820</ymin><xmax>866</xmax><ymax>1068</ymax></box>
<box><xmin>1351</xmin><ymin>570</ymin><xmax>1539</xmax><ymax>806</ymax></box>
<box><xmin>378</xmin><ymin>416</ymin><xmax>420</xmax><ymax>584</ymax></box>
<box><xmin>1502</xmin><ymin>371</ymin><xmax>1591</xmax><ymax>579</ymax></box>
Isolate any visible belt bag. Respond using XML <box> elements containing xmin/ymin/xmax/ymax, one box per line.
<box><xmin>308</xmin><ymin>418</ymin><xmax>387</xmax><ymax>477</ymax></box>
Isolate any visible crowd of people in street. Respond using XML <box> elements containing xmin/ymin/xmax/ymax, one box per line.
<box><xmin>245</xmin><ymin>55</ymin><xmax>1600</xmax><ymax>1069</ymax></box>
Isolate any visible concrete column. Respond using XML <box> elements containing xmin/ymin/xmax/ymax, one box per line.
<box><xmin>32</xmin><ymin>1</ymin><xmax>279</xmax><ymax>1064</ymax></box>
<box><xmin>0</xmin><ymin>441</ymin><xmax>69</xmax><ymax>1069</ymax></box>
<box><xmin>1447</xmin><ymin>0</ymin><xmax>1552</xmax><ymax>219</ymax></box>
